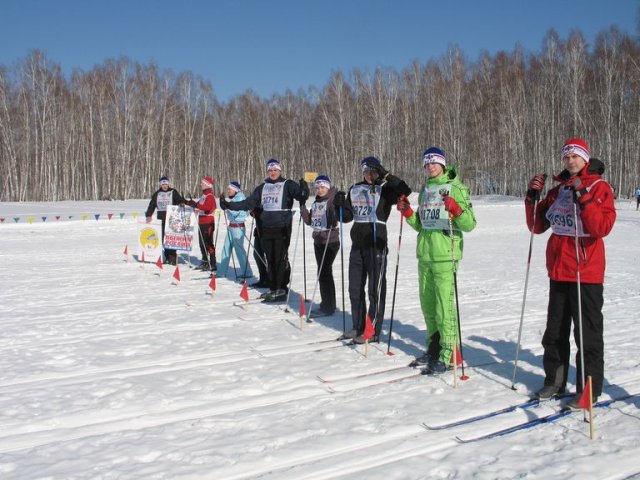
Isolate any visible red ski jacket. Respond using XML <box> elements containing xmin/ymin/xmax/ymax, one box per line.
<box><xmin>525</xmin><ymin>159</ymin><xmax>616</xmax><ymax>284</ymax></box>
<box><xmin>195</xmin><ymin>189</ymin><xmax>217</xmax><ymax>225</ymax></box>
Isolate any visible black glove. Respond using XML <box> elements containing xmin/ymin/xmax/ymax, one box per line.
<box><xmin>299</xmin><ymin>178</ymin><xmax>310</xmax><ymax>201</ymax></box>
<box><xmin>334</xmin><ymin>191</ymin><xmax>346</xmax><ymax>208</ymax></box>
<box><xmin>219</xmin><ymin>194</ymin><xmax>230</xmax><ymax>210</ymax></box>
<box><xmin>364</xmin><ymin>158</ymin><xmax>389</xmax><ymax>178</ymax></box>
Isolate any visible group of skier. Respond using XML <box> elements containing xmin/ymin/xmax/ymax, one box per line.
<box><xmin>145</xmin><ymin>136</ymin><xmax>617</xmax><ymax>407</ymax></box>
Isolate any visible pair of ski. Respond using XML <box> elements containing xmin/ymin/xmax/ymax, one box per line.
<box><xmin>423</xmin><ymin>392</ymin><xmax>639</xmax><ymax>443</ymax></box>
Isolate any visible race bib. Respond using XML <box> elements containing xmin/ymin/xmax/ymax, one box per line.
<box><xmin>310</xmin><ymin>201</ymin><xmax>329</xmax><ymax>231</ymax></box>
<box><xmin>545</xmin><ymin>187</ymin><xmax>588</xmax><ymax>237</ymax></box>
<box><xmin>157</xmin><ymin>191</ymin><xmax>173</xmax><ymax>212</ymax></box>
<box><xmin>350</xmin><ymin>184</ymin><xmax>381</xmax><ymax>223</ymax></box>
<box><xmin>262</xmin><ymin>183</ymin><xmax>286</xmax><ymax>211</ymax></box>
<box><xmin>419</xmin><ymin>184</ymin><xmax>454</xmax><ymax>230</ymax></box>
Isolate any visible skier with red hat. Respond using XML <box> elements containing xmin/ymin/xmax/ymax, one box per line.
<box><xmin>187</xmin><ymin>176</ymin><xmax>218</xmax><ymax>271</ymax></box>
<box><xmin>525</xmin><ymin>138</ymin><xmax>616</xmax><ymax>409</ymax></box>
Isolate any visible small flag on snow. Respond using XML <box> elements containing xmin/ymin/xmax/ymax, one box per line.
<box><xmin>240</xmin><ymin>282</ymin><xmax>249</xmax><ymax>301</ymax></box>
<box><xmin>209</xmin><ymin>273</ymin><xmax>217</xmax><ymax>291</ymax></box>
<box><xmin>363</xmin><ymin>314</ymin><xmax>375</xmax><ymax>341</ymax></box>
<box><xmin>173</xmin><ymin>265</ymin><xmax>181</xmax><ymax>282</ymax></box>
<box><xmin>450</xmin><ymin>344</ymin><xmax>463</xmax><ymax>366</ymax></box>
<box><xmin>577</xmin><ymin>376</ymin><xmax>593</xmax><ymax>410</ymax></box>
<box><xmin>299</xmin><ymin>296</ymin><xmax>306</xmax><ymax>318</ymax></box>
<box><xmin>156</xmin><ymin>257</ymin><xmax>163</xmax><ymax>270</ymax></box>
<box><xmin>123</xmin><ymin>245</ymin><xmax>128</xmax><ymax>256</ymax></box>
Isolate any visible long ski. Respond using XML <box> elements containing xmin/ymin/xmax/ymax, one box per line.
<box><xmin>423</xmin><ymin>393</ymin><xmax>572</xmax><ymax>430</ymax></box>
<box><xmin>455</xmin><ymin>392</ymin><xmax>639</xmax><ymax>443</ymax></box>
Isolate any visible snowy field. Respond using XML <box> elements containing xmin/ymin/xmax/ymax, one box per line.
<box><xmin>0</xmin><ymin>196</ymin><xmax>639</xmax><ymax>479</ymax></box>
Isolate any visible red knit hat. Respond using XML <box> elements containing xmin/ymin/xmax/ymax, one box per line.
<box><xmin>201</xmin><ymin>176</ymin><xmax>214</xmax><ymax>189</ymax></box>
<box><xmin>561</xmin><ymin>138</ymin><xmax>589</xmax><ymax>163</ymax></box>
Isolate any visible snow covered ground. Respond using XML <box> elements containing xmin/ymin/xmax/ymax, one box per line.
<box><xmin>0</xmin><ymin>196</ymin><xmax>639</xmax><ymax>479</ymax></box>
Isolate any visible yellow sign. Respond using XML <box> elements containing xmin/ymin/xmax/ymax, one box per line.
<box><xmin>304</xmin><ymin>171</ymin><xmax>318</xmax><ymax>182</ymax></box>
<box><xmin>137</xmin><ymin>220</ymin><xmax>162</xmax><ymax>262</ymax></box>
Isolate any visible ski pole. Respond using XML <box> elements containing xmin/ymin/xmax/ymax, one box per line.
<box><xmin>284</xmin><ymin>213</ymin><xmax>303</xmax><ymax>311</ymax></box>
<box><xmin>302</xmin><ymin>210</ymin><xmax>308</xmax><ymax>302</ymax></box>
<box><xmin>510</xmin><ymin>183</ymin><xmax>544</xmax><ymax>389</ymax></box>
<box><xmin>242</xmin><ymin>216</ymin><xmax>255</xmax><ymax>280</ymax></box>
<box><xmin>213</xmin><ymin>207</ymin><xmax>222</xmax><ymax>268</ymax></box>
<box><xmin>221</xmin><ymin>209</ymin><xmax>238</xmax><ymax>280</ymax></box>
<box><xmin>241</xmin><ymin>223</ymin><xmax>269</xmax><ymax>271</ymax></box>
<box><xmin>443</xmin><ymin>190</ymin><xmax>467</xmax><ymax>380</ymax></box>
<box><xmin>340</xmin><ymin>203</ymin><xmax>346</xmax><ymax>333</ymax></box>
<box><xmin>305</xmin><ymin>227</ymin><xmax>334</xmax><ymax>323</ymax></box>
<box><xmin>370</xmin><ymin>184</ymin><xmax>380</xmax><ymax>335</ymax></box>
<box><xmin>573</xmin><ymin>199</ymin><xmax>587</xmax><ymax>412</ymax></box>
<box><xmin>386</xmin><ymin>214</ymin><xmax>404</xmax><ymax>355</ymax></box>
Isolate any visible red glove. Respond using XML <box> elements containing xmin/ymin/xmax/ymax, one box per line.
<box><xmin>443</xmin><ymin>196</ymin><xmax>463</xmax><ymax>217</ymax></box>
<box><xmin>527</xmin><ymin>173</ymin><xmax>546</xmax><ymax>199</ymax></box>
<box><xmin>565</xmin><ymin>176</ymin><xmax>592</xmax><ymax>204</ymax></box>
<box><xmin>396</xmin><ymin>195</ymin><xmax>413</xmax><ymax>218</ymax></box>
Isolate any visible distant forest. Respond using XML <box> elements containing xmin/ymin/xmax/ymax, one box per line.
<box><xmin>1</xmin><ymin>27</ymin><xmax>639</xmax><ymax>202</ymax></box>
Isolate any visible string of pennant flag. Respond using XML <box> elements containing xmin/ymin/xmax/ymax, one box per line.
<box><xmin>0</xmin><ymin>212</ymin><xmax>141</xmax><ymax>224</ymax></box>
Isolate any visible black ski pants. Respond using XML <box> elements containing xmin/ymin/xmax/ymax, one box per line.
<box><xmin>160</xmin><ymin>218</ymin><xmax>177</xmax><ymax>263</ymax></box>
<box><xmin>261</xmin><ymin>225</ymin><xmax>292</xmax><ymax>291</ymax></box>
<box><xmin>253</xmin><ymin>226</ymin><xmax>269</xmax><ymax>283</ymax></box>
<box><xmin>198</xmin><ymin>223</ymin><xmax>215</xmax><ymax>265</ymax></box>
<box><xmin>348</xmin><ymin>246</ymin><xmax>387</xmax><ymax>337</ymax></box>
<box><xmin>542</xmin><ymin>279</ymin><xmax>604</xmax><ymax>397</ymax></box>
<box><xmin>314</xmin><ymin>242</ymin><xmax>339</xmax><ymax>314</ymax></box>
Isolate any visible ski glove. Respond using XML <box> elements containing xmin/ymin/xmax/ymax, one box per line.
<box><xmin>396</xmin><ymin>195</ymin><xmax>413</xmax><ymax>218</ymax></box>
<box><xmin>218</xmin><ymin>194</ymin><xmax>230</xmax><ymax>210</ymax></box>
<box><xmin>334</xmin><ymin>191</ymin><xmax>346</xmax><ymax>208</ymax></box>
<box><xmin>299</xmin><ymin>178</ymin><xmax>310</xmax><ymax>204</ymax></box>
<box><xmin>443</xmin><ymin>196</ymin><xmax>463</xmax><ymax>217</ymax></box>
<box><xmin>566</xmin><ymin>176</ymin><xmax>592</xmax><ymax>204</ymax></box>
<box><xmin>527</xmin><ymin>174</ymin><xmax>546</xmax><ymax>199</ymax></box>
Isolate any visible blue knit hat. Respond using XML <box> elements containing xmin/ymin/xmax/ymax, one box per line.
<box><xmin>423</xmin><ymin>147</ymin><xmax>446</xmax><ymax>167</ymax></box>
<box><xmin>228</xmin><ymin>181</ymin><xmax>241</xmax><ymax>192</ymax></box>
<box><xmin>360</xmin><ymin>156</ymin><xmax>381</xmax><ymax>173</ymax></box>
<box><xmin>159</xmin><ymin>175</ymin><xmax>170</xmax><ymax>185</ymax></box>
<box><xmin>314</xmin><ymin>175</ymin><xmax>331</xmax><ymax>189</ymax></box>
<box><xmin>266</xmin><ymin>158</ymin><xmax>282</xmax><ymax>171</ymax></box>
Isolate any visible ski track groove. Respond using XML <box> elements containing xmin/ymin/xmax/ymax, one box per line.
<box><xmin>0</xmin><ymin>381</ymin><xmax>327</xmax><ymax>455</ymax></box>
<box><xmin>218</xmin><ymin>425</ymin><xmax>433</xmax><ymax>480</ymax></box>
<box><xmin>0</xmin><ymin>337</ymin><xmax>345</xmax><ymax>393</ymax></box>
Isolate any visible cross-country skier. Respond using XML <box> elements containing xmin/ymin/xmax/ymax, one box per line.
<box><xmin>219</xmin><ymin>159</ymin><xmax>309</xmax><ymax>302</ymax></box>
<box><xmin>187</xmin><ymin>176</ymin><xmax>218</xmax><ymax>271</ymax></box>
<box><xmin>526</xmin><ymin>138</ymin><xmax>616</xmax><ymax>409</ymax></box>
<box><xmin>145</xmin><ymin>175</ymin><xmax>186</xmax><ymax>265</ymax></box>
<box><xmin>300</xmin><ymin>175</ymin><xmax>340</xmax><ymax>317</ymax></box>
<box><xmin>397</xmin><ymin>147</ymin><xmax>476</xmax><ymax>374</ymax></box>
<box><xmin>218</xmin><ymin>181</ymin><xmax>252</xmax><ymax>280</ymax></box>
<box><xmin>335</xmin><ymin>157</ymin><xmax>411</xmax><ymax>343</ymax></box>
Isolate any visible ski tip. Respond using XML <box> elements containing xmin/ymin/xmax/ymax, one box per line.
<box><xmin>461</xmin><ymin>375</ymin><xmax>470</xmax><ymax>381</ymax></box>
<box><xmin>387</xmin><ymin>351</ymin><xmax>395</xmax><ymax>356</ymax></box>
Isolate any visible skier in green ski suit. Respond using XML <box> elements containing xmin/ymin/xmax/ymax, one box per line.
<box><xmin>397</xmin><ymin>147</ymin><xmax>476</xmax><ymax>374</ymax></box>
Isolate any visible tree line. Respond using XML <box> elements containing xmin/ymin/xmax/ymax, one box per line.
<box><xmin>1</xmin><ymin>27</ymin><xmax>639</xmax><ymax>202</ymax></box>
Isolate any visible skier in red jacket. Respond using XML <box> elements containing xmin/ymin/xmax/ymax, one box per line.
<box><xmin>188</xmin><ymin>176</ymin><xmax>218</xmax><ymax>271</ymax></box>
<box><xmin>525</xmin><ymin>138</ymin><xmax>616</xmax><ymax>408</ymax></box>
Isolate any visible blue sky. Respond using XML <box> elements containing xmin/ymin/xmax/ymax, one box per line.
<box><xmin>1</xmin><ymin>0</ymin><xmax>637</xmax><ymax>101</ymax></box>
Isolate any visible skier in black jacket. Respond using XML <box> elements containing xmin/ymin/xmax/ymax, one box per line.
<box><xmin>335</xmin><ymin>157</ymin><xmax>411</xmax><ymax>343</ymax></box>
<box><xmin>220</xmin><ymin>159</ymin><xmax>309</xmax><ymax>302</ymax></box>
<box><xmin>145</xmin><ymin>176</ymin><xmax>186</xmax><ymax>265</ymax></box>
